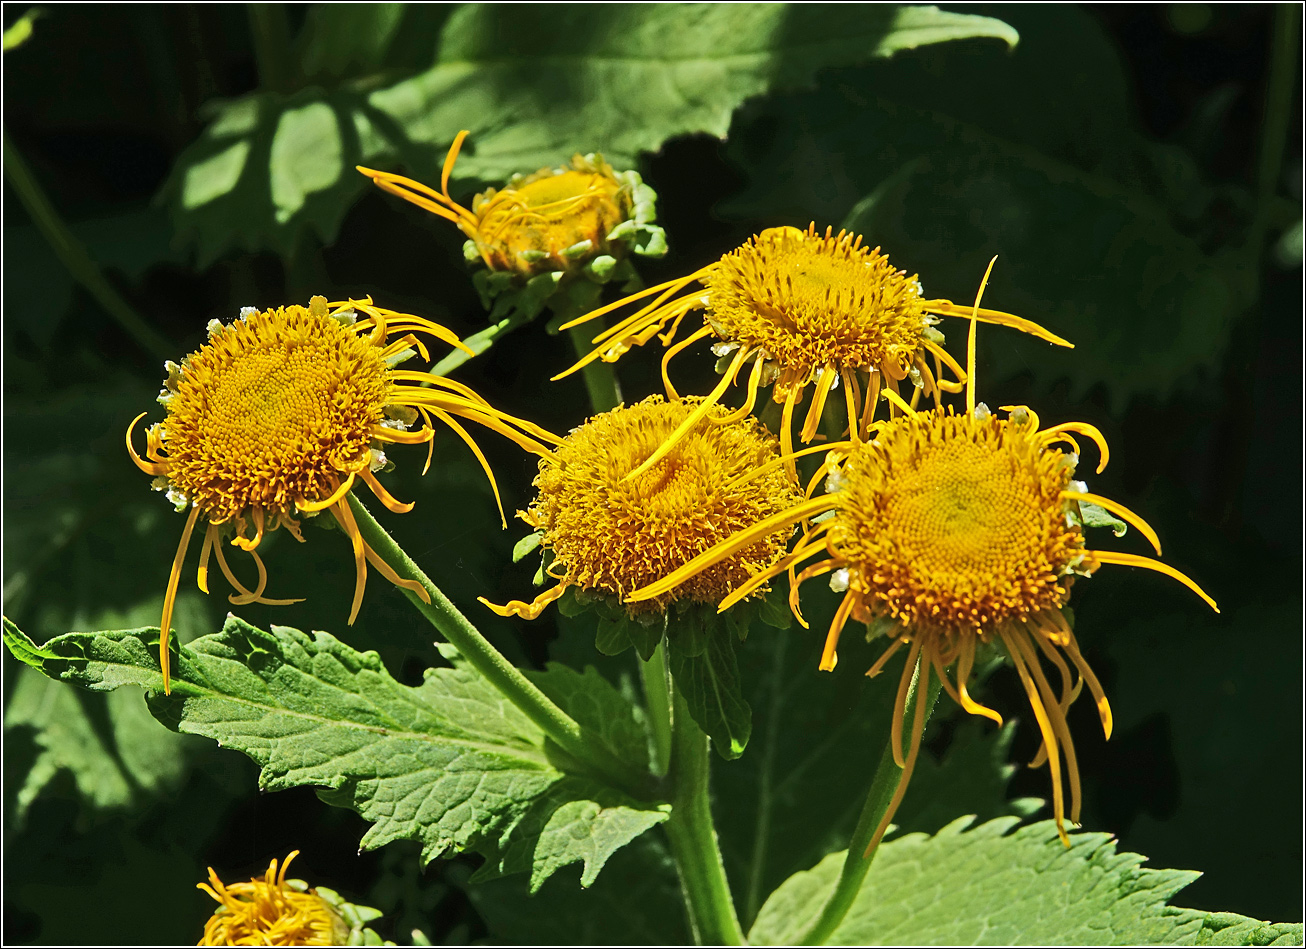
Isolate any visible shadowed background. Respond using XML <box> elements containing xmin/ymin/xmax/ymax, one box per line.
<box><xmin>3</xmin><ymin>4</ymin><xmax>1300</xmax><ymax>943</ymax></box>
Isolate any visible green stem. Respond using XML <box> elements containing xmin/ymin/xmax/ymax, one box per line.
<box><xmin>1254</xmin><ymin>4</ymin><xmax>1299</xmax><ymax>238</ymax></box>
<box><xmin>247</xmin><ymin>3</ymin><xmax>297</xmax><ymax>93</ymax></box>
<box><xmin>639</xmin><ymin>642</ymin><xmax>673</xmax><ymax>778</ymax></box>
<box><xmin>663</xmin><ymin>676</ymin><xmax>745</xmax><ymax>946</ymax></box>
<box><xmin>2</xmin><ymin>133</ymin><xmax>172</xmax><ymax>361</ymax></box>
<box><xmin>799</xmin><ymin>659</ymin><xmax>942</xmax><ymax>946</ymax></box>
<box><xmin>567</xmin><ymin>323</ymin><xmax>622</xmax><ymax>412</ymax></box>
<box><xmin>347</xmin><ymin>494</ymin><xmax>649</xmax><ymax>798</ymax></box>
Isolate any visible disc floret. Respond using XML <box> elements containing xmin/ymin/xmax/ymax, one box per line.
<box><xmin>557</xmin><ymin>224</ymin><xmax>1072</xmax><ymax>480</ymax></box>
<box><xmin>480</xmin><ymin>396</ymin><xmax>802</xmax><ymax>621</ymax></box>
<box><xmin>358</xmin><ymin>131</ymin><xmax>667</xmax><ymax>323</ymax></box>
<box><xmin>627</xmin><ymin>384</ymin><xmax>1216</xmax><ymax>854</ymax></box>
<box><xmin>129</xmin><ymin>295</ymin><xmax>559</xmax><ymax>693</ymax></box>
<box><xmin>197</xmin><ymin>851</ymin><xmax>348</xmax><ymax>947</ymax></box>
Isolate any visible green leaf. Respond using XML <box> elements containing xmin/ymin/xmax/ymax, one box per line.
<box><xmin>3</xmin><ymin>7</ymin><xmax>42</xmax><ymax>52</ymax></box>
<box><xmin>748</xmin><ymin>817</ymin><xmax>1304</xmax><ymax>945</ymax></box>
<box><xmin>665</xmin><ymin>605</ymin><xmax>751</xmax><ymax>759</ymax></box>
<box><xmin>1090</xmin><ymin>598</ymin><xmax>1302</xmax><ymax>924</ymax></box>
<box><xmin>892</xmin><ymin>721</ymin><xmax>1043</xmax><ymax>834</ymax></box>
<box><xmin>1076</xmin><ymin>500</ymin><xmax>1129</xmax><ymax>537</ymax></box>
<box><xmin>723</xmin><ymin>6</ymin><xmax>1241</xmax><ymax>409</ymax></box>
<box><xmin>840</xmin><ymin>153</ymin><xmax>1239</xmax><ymax>410</ymax></box>
<box><xmin>4</xmin><ymin>664</ymin><xmax>195</xmax><ymax>825</ymax></box>
<box><xmin>511</xmin><ymin>531</ymin><xmax>544</xmax><ymax>564</ymax></box>
<box><xmin>162</xmin><ymin>88</ymin><xmax>394</xmax><ymax>266</ymax></box>
<box><xmin>529</xmin><ymin>662</ymin><xmax>653</xmax><ymax>775</ymax></box>
<box><xmin>3</xmin><ymin>617</ymin><xmax>667</xmax><ymax>890</ymax></box>
<box><xmin>164</xmin><ymin>4</ymin><xmax>1014</xmax><ymax>267</ymax></box>
<box><xmin>369</xmin><ymin>5</ymin><xmax>1017</xmax><ymax>183</ymax></box>
<box><xmin>298</xmin><ymin>4</ymin><xmax>408</xmax><ymax>82</ymax></box>
<box><xmin>714</xmin><ymin>590</ymin><xmax>1036</xmax><ymax>928</ymax></box>
<box><xmin>461</xmin><ymin>829</ymin><xmax>690</xmax><ymax>944</ymax></box>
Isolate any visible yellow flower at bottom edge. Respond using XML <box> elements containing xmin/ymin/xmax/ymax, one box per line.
<box><xmin>479</xmin><ymin>395</ymin><xmax>803</xmax><ymax>620</ymax></box>
<box><xmin>128</xmin><ymin>295</ymin><xmax>560</xmax><ymax>693</ymax></box>
<box><xmin>198</xmin><ymin>851</ymin><xmax>346</xmax><ymax>946</ymax></box>
<box><xmin>553</xmin><ymin>224</ymin><xmax>1073</xmax><ymax>482</ymax></box>
<box><xmin>628</xmin><ymin>296</ymin><xmax>1218</xmax><ymax>854</ymax></box>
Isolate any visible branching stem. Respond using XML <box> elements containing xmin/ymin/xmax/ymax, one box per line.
<box><xmin>348</xmin><ymin>494</ymin><xmax>649</xmax><ymax>798</ymax></box>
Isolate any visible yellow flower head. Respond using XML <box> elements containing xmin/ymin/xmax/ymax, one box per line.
<box><xmin>555</xmin><ymin>225</ymin><xmax>1072</xmax><ymax>482</ymax></box>
<box><xmin>128</xmin><ymin>295</ymin><xmax>559</xmax><ymax>693</ymax></box>
<box><xmin>480</xmin><ymin>396</ymin><xmax>803</xmax><ymax>620</ymax></box>
<box><xmin>359</xmin><ymin>131</ymin><xmax>654</xmax><ymax>277</ymax></box>
<box><xmin>198</xmin><ymin>851</ymin><xmax>346</xmax><ymax>946</ymax></box>
<box><xmin>627</xmin><ymin>271</ymin><xmax>1217</xmax><ymax>853</ymax></box>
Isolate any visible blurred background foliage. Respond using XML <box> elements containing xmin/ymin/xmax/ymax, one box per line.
<box><xmin>2</xmin><ymin>3</ymin><xmax>1300</xmax><ymax>944</ymax></box>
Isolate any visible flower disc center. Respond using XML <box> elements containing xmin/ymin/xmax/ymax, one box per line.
<box><xmin>162</xmin><ymin>306</ymin><xmax>390</xmax><ymax>521</ymax></box>
<box><xmin>832</xmin><ymin>411</ymin><xmax>1085</xmax><ymax>633</ymax></box>
<box><xmin>706</xmin><ymin>226</ymin><xmax>928</xmax><ymax>374</ymax></box>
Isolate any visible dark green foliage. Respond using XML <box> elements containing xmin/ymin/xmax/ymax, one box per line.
<box><xmin>3</xmin><ymin>3</ymin><xmax>1299</xmax><ymax>943</ymax></box>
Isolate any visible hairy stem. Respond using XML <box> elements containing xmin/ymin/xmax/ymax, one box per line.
<box><xmin>566</xmin><ymin>323</ymin><xmax>623</xmax><ymax>412</ymax></box>
<box><xmin>2</xmin><ymin>133</ymin><xmax>172</xmax><ymax>361</ymax></box>
<box><xmin>799</xmin><ymin>659</ymin><xmax>942</xmax><ymax>945</ymax></box>
<box><xmin>663</xmin><ymin>675</ymin><xmax>745</xmax><ymax>946</ymax></box>
<box><xmin>348</xmin><ymin>494</ymin><xmax>650</xmax><ymax>797</ymax></box>
<box><xmin>640</xmin><ymin>642</ymin><xmax>673</xmax><ymax>777</ymax></box>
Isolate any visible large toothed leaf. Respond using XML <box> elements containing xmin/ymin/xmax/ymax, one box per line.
<box><xmin>462</xmin><ymin>830</ymin><xmax>691</xmax><ymax>945</ymax></box>
<box><xmin>371</xmin><ymin>4</ymin><xmax>1018</xmax><ymax>182</ymax></box>
<box><xmin>723</xmin><ymin>6</ymin><xmax>1242</xmax><ymax>409</ymax></box>
<box><xmin>163</xmin><ymin>4</ymin><xmax>1016</xmax><ymax>263</ymax></box>
<box><xmin>713</xmin><ymin>587</ymin><xmax>1040</xmax><ymax>928</ymax></box>
<box><xmin>2</xmin><ymin>616</ymin><xmax>667</xmax><ymax>890</ymax></box>
<box><xmin>748</xmin><ymin>817</ymin><xmax>1304</xmax><ymax>946</ymax></box>
<box><xmin>2</xmin><ymin>382</ymin><xmax>218</xmax><ymax>820</ymax></box>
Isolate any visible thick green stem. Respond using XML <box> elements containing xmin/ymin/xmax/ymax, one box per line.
<box><xmin>799</xmin><ymin>660</ymin><xmax>942</xmax><ymax>945</ymax></box>
<box><xmin>640</xmin><ymin>642</ymin><xmax>673</xmax><ymax>777</ymax></box>
<box><xmin>2</xmin><ymin>133</ymin><xmax>172</xmax><ymax>361</ymax></box>
<box><xmin>663</xmin><ymin>677</ymin><xmax>745</xmax><ymax>946</ymax></box>
<box><xmin>347</xmin><ymin>494</ymin><xmax>649</xmax><ymax>797</ymax></box>
<box><xmin>566</xmin><ymin>323</ymin><xmax>623</xmax><ymax>411</ymax></box>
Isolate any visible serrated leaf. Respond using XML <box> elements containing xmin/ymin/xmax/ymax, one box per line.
<box><xmin>722</xmin><ymin>7</ymin><xmax>1241</xmax><ymax>409</ymax></box>
<box><xmin>3</xmin><ymin>617</ymin><xmax>667</xmax><ymax>890</ymax></box>
<box><xmin>714</xmin><ymin>589</ymin><xmax>1037</xmax><ymax>928</ymax></box>
<box><xmin>462</xmin><ymin>829</ymin><xmax>690</xmax><ymax>944</ymax></box>
<box><xmin>529</xmin><ymin>662</ymin><xmax>652</xmax><ymax>775</ymax></box>
<box><xmin>165</xmin><ymin>4</ymin><xmax>1014</xmax><ymax>266</ymax></box>
<box><xmin>4</xmin><ymin>664</ymin><xmax>194</xmax><ymax>825</ymax></box>
<box><xmin>749</xmin><ymin>817</ymin><xmax>1303</xmax><ymax>945</ymax></box>
<box><xmin>162</xmin><ymin>88</ymin><xmax>394</xmax><ymax>266</ymax></box>
<box><xmin>368</xmin><ymin>5</ymin><xmax>1016</xmax><ymax>184</ymax></box>
<box><xmin>666</xmin><ymin>610</ymin><xmax>751</xmax><ymax>759</ymax></box>
<box><xmin>1092</xmin><ymin>598</ymin><xmax>1302</xmax><ymax>924</ymax></box>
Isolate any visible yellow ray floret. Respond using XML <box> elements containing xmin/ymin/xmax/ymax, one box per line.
<box><xmin>479</xmin><ymin>395</ymin><xmax>803</xmax><ymax>622</ymax></box>
<box><xmin>198</xmin><ymin>850</ymin><xmax>346</xmax><ymax>946</ymax></box>
<box><xmin>554</xmin><ymin>224</ymin><xmax>1072</xmax><ymax>480</ymax></box>
<box><xmin>358</xmin><ymin>130</ymin><xmax>634</xmax><ymax>277</ymax></box>
<box><xmin>128</xmin><ymin>295</ymin><xmax>558</xmax><ymax>694</ymax></box>
<box><xmin>626</xmin><ymin>319</ymin><xmax>1215</xmax><ymax>857</ymax></box>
